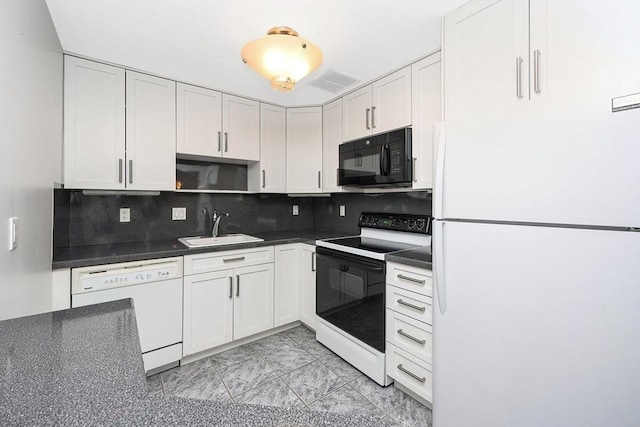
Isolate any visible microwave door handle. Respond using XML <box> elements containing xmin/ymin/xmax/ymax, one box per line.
<box><xmin>385</xmin><ymin>144</ymin><xmax>391</xmax><ymax>175</ymax></box>
<box><xmin>380</xmin><ymin>144</ymin><xmax>391</xmax><ymax>176</ymax></box>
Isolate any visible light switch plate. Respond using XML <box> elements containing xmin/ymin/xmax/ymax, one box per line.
<box><xmin>8</xmin><ymin>217</ymin><xmax>18</xmax><ymax>250</ymax></box>
<box><xmin>292</xmin><ymin>205</ymin><xmax>299</xmax><ymax>216</ymax></box>
<box><xmin>119</xmin><ymin>208</ymin><xmax>130</xmax><ymax>223</ymax></box>
<box><xmin>172</xmin><ymin>207</ymin><xmax>187</xmax><ymax>221</ymax></box>
<box><xmin>339</xmin><ymin>205</ymin><xmax>346</xmax><ymax>217</ymax></box>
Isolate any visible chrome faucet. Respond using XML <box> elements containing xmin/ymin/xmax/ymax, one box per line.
<box><xmin>211</xmin><ymin>208</ymin><xmax>229</xmax><ymax>238</ymax></box>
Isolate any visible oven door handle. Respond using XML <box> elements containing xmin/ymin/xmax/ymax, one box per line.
<box><xmin>316</xmin><ymin>250</ymin><xmax>385</xmax><ymax>272</ymax></box>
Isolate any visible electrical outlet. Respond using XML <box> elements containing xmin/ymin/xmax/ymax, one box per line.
<box><xmin>339</xmin><ymin>205</ymin><xmax>346</xmax><ymax>217</ymax></box>
<box><xmin>119</xmin><ymin>208</ymin><xmax>130</xmax><ymax>223</ymax></box>
<box><xmin>292</xmin><ymin>205</ymin><xmax>299</xmax><ymax>216</ymax></box>
<box><xmin>172</xmin><ymin>207</ymin><xmax>187</xmax><ymax>221</ymax></box>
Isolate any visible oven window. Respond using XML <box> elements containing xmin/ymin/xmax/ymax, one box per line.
<box><xmin>316</xmin><ymin>248</ymin><xmax>386</xmax><ymax>353</ymax></box>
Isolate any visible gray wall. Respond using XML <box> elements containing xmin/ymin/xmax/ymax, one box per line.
<box><xmin>0</xmin><ymin>1</ymin><xmax>63</xmax><ymax>320</ymax></box>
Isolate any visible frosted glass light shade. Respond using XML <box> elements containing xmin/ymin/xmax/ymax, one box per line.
<box><xmin>241</xmin><ymin>27</ymin><xmax>323</xmax><ymax>91</ymax></box>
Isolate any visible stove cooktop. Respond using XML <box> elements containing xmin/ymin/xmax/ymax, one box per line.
<box><xmin>321</xmin><ymin>236</ymin><xmax>420</xmax><ymax>254</ymax></box>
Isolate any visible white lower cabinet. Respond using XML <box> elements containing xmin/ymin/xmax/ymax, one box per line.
<box><xmin>233</xmin><ymin>263</ymin><xmax>274</xmax><ymax>339</ymax></box>
<box><xmin>274</xmin><ymin>244</ymin><xmax>301</xmax><ymax>327</ymax></box>
<box><xmin>385</xmin><ymin>261</ymin><xmax>433</xmax><ymax>405</ymax></box>
<box><xmin>182</xmin><ymin>247</ymin><xmax>274</xmax><ymax>357</ymax></box>
<box><xmin>299</xmin><ymin>244</ymin><xmax>317</xmax><ymax>330</ymax></box>
<box><xmin>183</xmin><ymin>269</ymin><xmax>234</xmax><ymax>354</ymax></box>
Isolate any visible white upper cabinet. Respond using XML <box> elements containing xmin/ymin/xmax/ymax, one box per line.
<box><xmin>64</xmin><ymin>57</ymin><xmax>175</xmax><ymax>191</ymax></box>
<box><xmin>286</xmin><ymin>107</ymin><xmax>323</xmax><ymax>193</ymax></box>
<box><xmin>64</xmin><ymin>56</ymin><xmax>126</xmax><ymax>189</ymax></box>
<box><xmin>176</xmin><ymin>83</ymin><xmax>222</xmax><ymax>157</ymax></box>
<box><xmin>411</xmin><ymin>52</ymin><xmax>441</xmax><ymax>190</ymax></box>
<box><xmin>249</xmin><ymin>103</ymin><xmax>286</xmax><ymax>192</ymax></box>
<box><xmin>342</xmin><ymin>66</ymin><xmax>412</xmax><ymax>142</ymax></box>
<box><xmin>342</xmin><ymin>86</ymin><xmax>373</xmax><ymax>142</ymax></box>
<box><xmin>125</xmin><ymin>71</ymin><xmax>176</xmax><ymax>191</ymax></box>
<box><xmin>176</xmin><ymin>85</ymin><xmax>259</xmax><ymax>162</ymax></box>
<box><xmin>322</xmin><ymin>98</ymin><xmax>343</xmax><ymax>193</ymax></box>
<box><xmin>222</xmin><ymin>94</ymin><xmax>260</xmax><ymax>161</ymax></box>
<box><xmin>371</xmin><ymin>67</ymin><xmax>412</xmax><ymax>133</ymax></box>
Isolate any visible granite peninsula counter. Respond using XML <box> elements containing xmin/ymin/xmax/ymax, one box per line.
<box><xmin>0</xmin><ymin>299</ymin><xmax>389</xmax><ymax>426</ymax></box>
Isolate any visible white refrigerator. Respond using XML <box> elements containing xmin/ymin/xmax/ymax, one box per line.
<box><xmin>433</xmin><ymin>1</ymin><xmax>640</xmax><ymax>426</ymax></box>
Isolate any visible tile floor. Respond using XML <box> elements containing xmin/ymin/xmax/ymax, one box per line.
<box><xmin>147</xmin><ymin>325</ymin><xmax>432</xmax><ymax>426</ymax></box>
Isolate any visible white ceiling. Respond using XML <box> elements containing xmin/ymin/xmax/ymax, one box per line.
<box><xmin>45</xmin><ymin>0</ymin><xmax>467</xmax><ymax>107</ymax></box>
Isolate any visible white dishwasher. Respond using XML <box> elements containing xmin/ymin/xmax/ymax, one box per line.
<box><xmin>72</xmin><ymin>257</ymin><xmax>183</xmax><ymax>374</ymax></box>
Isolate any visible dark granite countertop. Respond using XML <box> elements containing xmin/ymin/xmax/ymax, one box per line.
<box><xmin>52</xmin><ymin>229</ymin><xmax>350</xmax><ymax>269</ymax></box>
<box><xmin>0</xmin><ymin>299</ymin><xmax>389</xmax><ymax>426</ymax></box>
<box><xmin>386</xmin><ymin>246</ymin><xmax>432</xmax><ymax>270</ymax></box>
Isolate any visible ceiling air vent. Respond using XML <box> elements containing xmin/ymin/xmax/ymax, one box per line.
<box><xmin>308</xmin><ymin>69</ymin><xmax>359</xmax><ymax>94</ymax></box>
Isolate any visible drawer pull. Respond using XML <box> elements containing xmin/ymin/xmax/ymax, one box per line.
<box><xmin>397</xmin><ymin>299</ymin><xmax>426</xmax><ymax>312</ymax></box>
<box><xmin>397</xmin><ymin>274</ymin><xmax>426</xmax><ymax>284</ymax></box>
<box><xmin>223</xmin><ymin>256</ymin><xmax>246</xmax><ymax>263</ymax></box>
<box><xmin>397</xmin><ymin>364</ymin><xmax>426</xmax><ymax>383</ymax></box>
<box><xmin>397</xmin><ymin>329</ymin><xmax>426</xmax><ymax>345</ymax></box>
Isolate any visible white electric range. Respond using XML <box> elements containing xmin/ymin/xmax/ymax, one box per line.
<box><xmin>315</xmin><ymin>212</ymin><xmax>431</xmax><ymax>385</ymax></box>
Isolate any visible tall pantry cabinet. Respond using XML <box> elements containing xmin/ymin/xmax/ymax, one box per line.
<box><xmin>64</xmin><ymin>56</ymin><xmax>176</xmax><ymax>191</ymax></box>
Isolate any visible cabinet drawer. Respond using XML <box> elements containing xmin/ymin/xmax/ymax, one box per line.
<box><xmin>386</xmin><ymin>262</ymin><xmax>432</xmax><ymax>297</ymax></box>
<box><xmin>386</xmin><ymin>309</ymin><xmax>432</xmax><ymax>364</ymax></box>
<box><xmin>184</xmin><ymin>246</ymin><xmax>274</xmax><ymax>275</ymax></box>
<box><xmin>386</xmin><ymin>343</ymin><xmax>433</xmax><ymax>404</ymax></box>
<box><xmin>386</xmin><ymin>285</ymin><xmax>432</xmax><ymax>325</ymax></box>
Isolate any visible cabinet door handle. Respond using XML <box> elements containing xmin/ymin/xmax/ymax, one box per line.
<box><xmin>371</xmin><ymin>106</ymin><xmax>376</xmax><ymax>128</ymax></box>
<box><xmin>224</xmin><ymin>132</ymin><xmax>228</xmax><ymax>152</ymax></box>
<box><xmin>397</xmin><ymin>299</ymin><xmax>426</xmax><ymax>312</ymax></box>
<box><xmin>318</xmin><ymin>171</ymin><xmax>321</xmax><ymax>189</ymax></box>
<box><xmin>228</xmin><ymin>276</ymin><xmax>233</xmax><ymax>299</ymax></box>
<box><xmin>533</xmin><ymin>49</ymin><xmax>541</xmax><ymax>94</ymax></box>
<box><xmin>262</xmin><ymin>170</ymin><xmax>266</xmax><ymax>188</ymax></box>
<box><xmin>397</xmin><ymin>274</ymin><xmax>425</xmax><ymax>284</ymax></box>
<box><xmin>218</xmin><ymin>131</ymin><xmax>222</xmax><ymax>152</ymax></box>
<box><xmin>223</xmin><ymin>256</ymin><xmax>245</xmax><ymax>263</ymax></box>
<box><xmin>397</xmin><ymin>364</ymin><xmax>426</xmax><ymax>383</ymax></box>
<box><xmin>515</xmin><ymin>57</ymin><xmax>523</xmax><ymax>99</ymax></box>
<box><xmin>236</xmin><ymin>275</ymin><xmax>240</xmax><ymax>297</ymax></box>
<box><xmin>412</xmin><ymin>157</ymin><xmax>417</xmax><ymax>183</ymax></box>
<box><xmin>365</xmin><ymin>108</ymin><xmax>371</xmax><ymax>130</ymax></box>
<box><xmin>129</xmin><ymin>160</ymin><xmax>133</xmax><ymax>184</ymax></box>
<box><xmin>312</xmin><ymin>252</ymin><xmax>316</xmax><ymax>272</ymax></box>
<box><xmin>118</xmin><ymin>159</ymin><xmax>123</xmax><ymax>183</ymax></box>
<box><xmin>397</xmin><ymin>329</ymin><xmax>426</xmax><ymax>345</ymax></box>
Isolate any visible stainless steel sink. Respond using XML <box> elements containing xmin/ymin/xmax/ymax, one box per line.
<box><xmin>179</xmin><ymin>234</ymin><xmax>264</xmax><ymax>248</ymax></box>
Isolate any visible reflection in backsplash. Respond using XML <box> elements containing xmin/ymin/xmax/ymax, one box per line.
<box><xmin>54</xmin><ymin>189</ymin><xmax>430</xmax><ymax>249</ymax></box>
<box><xmin>176</xmin><ymin>159</ymin><xmax>248</xmax><ymax>191</ymax></box>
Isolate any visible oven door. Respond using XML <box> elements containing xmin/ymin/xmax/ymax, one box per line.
<box><xmin>315</xmin><ymin>247</ymin><xmax>386</xmax><ymax>352</ymax></box>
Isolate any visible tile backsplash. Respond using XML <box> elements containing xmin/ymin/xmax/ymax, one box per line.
<box><xmin>54</xmin><ymin>189</ymin><xmax>431</xmax><ymax>249</ymax></box>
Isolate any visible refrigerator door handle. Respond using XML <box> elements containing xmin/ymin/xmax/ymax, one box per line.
<box><xmin>434</xmin><ymin>220</ymin><xmax>447</xmax><ymax>314</ymax></box>
<box><xmin>433</xmin><ymin>122</ymin><xmax>446</xmax><ymax>218</ymax></box>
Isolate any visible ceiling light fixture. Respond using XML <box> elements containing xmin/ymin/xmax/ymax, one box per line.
<box><xmin>241</xmin><ymin>26</ymin><xmax>323</xmax><ymax>92</ymax></box>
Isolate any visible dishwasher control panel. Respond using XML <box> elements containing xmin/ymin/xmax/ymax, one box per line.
<box><xmin>72</xmin><ymin>257</ymin><xmax>183</xmax><ymax>294</ymax></box>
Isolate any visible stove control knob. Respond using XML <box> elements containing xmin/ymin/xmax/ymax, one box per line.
<box><xmin>407</xmin><ymin>219</ymin><xmax>416</xmax><ymax>229</ymax></box>
<box><xmin>417</xmin><ymin>219</ymin><xmax>426</xmax><ymax>230</ymax></box>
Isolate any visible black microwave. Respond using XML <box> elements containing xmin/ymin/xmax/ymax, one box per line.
<box><xmin>338</xmin><ymin>128</ymin><xmax>412</xmax><ymax>187</ymax></box>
